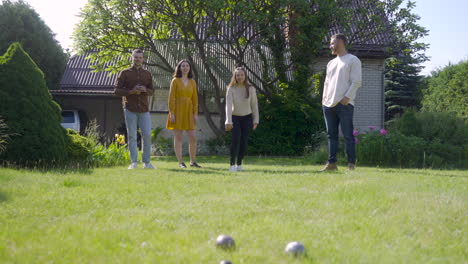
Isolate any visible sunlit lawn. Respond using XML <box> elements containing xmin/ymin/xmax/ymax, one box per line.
<box><xmin>0</xmin><ymin>156</ymin><xmax>466</xmax><ymax>263</ymax></box>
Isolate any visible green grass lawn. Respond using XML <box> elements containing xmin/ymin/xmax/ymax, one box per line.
<box><xmin>0</xmin><ymin>156</ymin><xmax>466</xmax><ymax>263</ymax></box>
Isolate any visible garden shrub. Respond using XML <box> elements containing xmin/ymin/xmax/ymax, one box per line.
<box><xmin>390</xmin><ymin>110</ymin><xmax>468</xmax><ymax>145</ymax></box>
<box><xmin>66</xmin><ymin>129</ymin><xmax>93</xmax><ymax>165</ymax></box>
<box><xmin>0</xmin><ymin>43</ymin><xmax>130</xmax><ymax>168</ymax></box>
<box><xmin>390</xmin><ymin>111</ymin><xmax>468</xmax><ymax>168</ymax></box>
<box><xmin>82</xmin><ymin>121</ymin><xmax>130</xmax><ymax>167</ymax></box>
<box><xmin>88</xmin><ymin>140</ymin><xmax>130</xmax><ymax>167</ymax></box>
<box><xmin>0</xmin><ymin>43</ymin><xmax>69</xmax><ymax>166</ymax></box>
<box><xmin>248</xmin><ymin>95</ymin><xmax>324</xmax><ymax>155</ymax></box>
<box><xmin>356</xmin><ymin>130</ymin><xmax>425</xmax><ymax>167</ymax></box>
<box><xmin>206</xmin><ymin>132</ymin><xmax>231</xmax><ymax>155</ymax></box>
<box><xmin>151</xmin><ymin>127</ymin><xmax>174</xmax><ymax>156</ymax></box>
<box><xmin>356</xmin><ymin>111</ymin><xmax>468</xmax><ymax>168</ymax></box>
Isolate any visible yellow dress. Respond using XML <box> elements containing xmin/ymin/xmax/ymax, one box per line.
<box><xmin>166</xmin><ymin>78</ymin><xmax>198</xmax><ymax>130</ymax></box>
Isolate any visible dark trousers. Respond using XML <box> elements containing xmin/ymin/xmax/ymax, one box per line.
<box><xmin>230</xmin><ymin>114</ymin><xmax>253</xmax><ymax>166</ymax></box>
<box><xmin>323</xmin><ymin>103</ymin><xmax>356</xmax><ymax>164</ymax></box>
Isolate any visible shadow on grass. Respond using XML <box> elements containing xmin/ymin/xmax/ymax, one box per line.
<box><xmin>0</xmin><ymin>191</ymin><xmax>8</xmax><ymax>202</ymax></box>
<box><xmin>240</xmin><ymin>168</ymin><xmax>344</xmax><ymax>175</ymax></box>
<box><xmin>153</xmin><ymin>155</ymin><xmax>316</xmax><ymax>166</ymax></box>
<box><xmin>1</xmin><ymin>162</ymin><xmax>94</xmax><ymax>175</ymax></box>
<box><xmin>165</xmin><ymin>167</ymin><xmax>227</xmax><ymax>174</ymax></box>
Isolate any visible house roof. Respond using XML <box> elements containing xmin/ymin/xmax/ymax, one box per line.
<box><xmin>55</xmin><ymin>51</ymin><xmax>117</xmax><ymax>92</ymax></box>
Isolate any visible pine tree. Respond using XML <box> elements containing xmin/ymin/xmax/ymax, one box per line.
<box><xmin>384</xmin><ymin>0</ymin><xmax>429</xmax><ymax>121</ymax></box>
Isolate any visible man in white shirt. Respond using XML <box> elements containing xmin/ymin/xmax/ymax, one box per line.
<box><xmin>321</xmin><ymin>33</ymin><xmax>362</xmax><ymax>171</ymax></box>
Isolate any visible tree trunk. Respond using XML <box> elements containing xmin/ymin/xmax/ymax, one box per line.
<box><xmin>199</xmin><ymin>91</ymin><xmax>223</xmax><ymax>137</ymax></box>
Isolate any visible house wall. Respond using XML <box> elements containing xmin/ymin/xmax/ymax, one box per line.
<box><xmin>54</xmin><ymin>95</ymin><xmax>125</xmax><ymax>139</ymax></box>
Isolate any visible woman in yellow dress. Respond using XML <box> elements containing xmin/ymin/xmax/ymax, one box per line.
<box><xmin>166</xmin><ymin>59</ymin><xmax>201</xmax><ymax>168</ymax></box>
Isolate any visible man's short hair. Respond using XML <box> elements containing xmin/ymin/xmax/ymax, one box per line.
<box><xmin>331</xmin><ymin>33</ymin><xmax>347</xmax><ymax>45</ymax></box>
<box><xmin>132</xmin><ymin>49</ymin><xmax>144</xmax><ymax>54</ymax></box>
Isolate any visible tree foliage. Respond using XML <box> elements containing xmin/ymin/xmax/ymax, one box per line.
<box><xmin>421</xmin><ymin>60</ymin><xmax>468</xmax><ymax>119</ymax></box>
<box><xmin>0</xmin><ymin>0</ymin><xmax>68</xmax><ymax>89</ymax></box>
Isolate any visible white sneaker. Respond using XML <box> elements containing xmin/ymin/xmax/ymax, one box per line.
<box><xmin>236</xmin><ymin>165</ymin><xmax>244</xmax><ymax>171</ymax></box>
<box><xmin>143</xmin><ymin>163</ymin><xmax>156</xmax><ymax>169</ymax></box>
<box><xmin>229</xmin><ymin>165</ymin><xmax>237</xmax><ymax>172</ymax></box>
<box><xmin>128</xmin><ymin>162</ymin><xmax>138</xmax><ymax>169</ymax></box>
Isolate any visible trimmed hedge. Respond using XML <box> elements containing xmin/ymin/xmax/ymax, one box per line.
<box><xmin>0</xmin><ymin>42</ymin><xmax>69</xmax><ymax>166</ymax></box>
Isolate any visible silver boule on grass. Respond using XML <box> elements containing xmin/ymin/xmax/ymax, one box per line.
<box><xmin>219</xmin><ymin>261</ymin><xmax>232</xmax><ymax>264</ymax></box>
<box><xmin>285</xmin><ymin>241</ymin><xmax>305</xmax><ymax>256</ymax></box>
<box><xmin>216</xmin><ymin>234</ymin><xmax>236</xmax><ymax>250</ymax></box>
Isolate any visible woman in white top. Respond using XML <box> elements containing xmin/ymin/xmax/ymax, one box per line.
<box><xmin>225</xmin><ymin>67</ymin><xmax>259</xmax><ymax>172</ymax></box>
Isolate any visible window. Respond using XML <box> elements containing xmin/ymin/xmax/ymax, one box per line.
<box><xmin>62</xmin><ymin>111</ymin><xmax>75</xmax><ymax>123</ymax></box>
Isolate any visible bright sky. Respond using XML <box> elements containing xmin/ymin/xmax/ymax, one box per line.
<box><xmin>25</xmin><ymin>0</ymin><xmax>468</xmax><ymax>75</ymax></box>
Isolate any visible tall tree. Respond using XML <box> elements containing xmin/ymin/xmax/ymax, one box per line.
<box><xmin>382</xmin><ymin>0</ymin><xmax>429</xmax><ymax>120</ymax></box>
<box><xmin>0</xmin><ymin>0</ymin><xmax>68</xmax><ymax>89</ymax></box>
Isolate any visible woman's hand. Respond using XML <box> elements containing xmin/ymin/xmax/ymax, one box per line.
<box><xmin>253</xmin><ymin>123</ymin><xmax>258</xmax><ymax>130</ymax></box>
<box><xmin>194</xmin><ymin>114</ymin><xmax>198</xmax><ymax>123</ymax></box>
<box><xmin>225</xmin><ymin>124</ymin><xmax>233</xmax><ymax>131</ymax></box>
<box><xmin>170</xmin><ymin>113</ymin><xmax>176</xmax><ymax>123</ymax></box>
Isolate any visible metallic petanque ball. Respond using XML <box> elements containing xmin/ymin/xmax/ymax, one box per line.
<box><xmin>285</xmin><ymin>241</ymin><xmax>305</xmax><ymax>256</ymax></box>
<box><xmin>216</xmin><ymin>235</ymin><xmax>235</xmax><ymax>250</ymax></box>
<box><xmin>219</xmin><ymin>261</ymin><xmax>232</xmax><ymax>264</ymax></box>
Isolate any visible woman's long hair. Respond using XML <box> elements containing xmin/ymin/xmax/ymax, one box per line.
<box><xmin>173</xmin><ymin>59</ymin><xmax>194</xmax><ymax>79</ymax></box>
<box><xmin>227</xmin><ymin>67</ymin><xmax>251</xmax><ymax>98</ymax></box>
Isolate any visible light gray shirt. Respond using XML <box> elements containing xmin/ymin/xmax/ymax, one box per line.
<box><xmin>322</xmin><ymin>53</ymin><xmax>362</xmax><ymax>107</ymax></box>
<box><xmin>225</xmin><ymin>85</ymin><xmax>259</xmax><ymax>125</ymax></box>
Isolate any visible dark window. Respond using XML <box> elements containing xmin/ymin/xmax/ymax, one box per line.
<box><xmin>62</xmin><ymin>111</ymin><xmax>75</xmax><ymax>123</ymax></box>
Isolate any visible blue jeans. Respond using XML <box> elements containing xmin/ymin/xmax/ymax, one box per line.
<box><xmin>322</xmin><ymin>103</ymin><xmax>356</xmax><ymax>164</ymax></box>
<box><xmin>124</xmin><ymin>109</ymin><xmax>152</xmax><ymax>163</ymax></box>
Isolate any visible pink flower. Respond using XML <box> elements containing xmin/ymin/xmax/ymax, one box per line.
<box><xmin>379</xmin><ymin>129</ymin><xmax>388</xmax><ymax>135</ymax></box>
<box><xmin>353</xmin><ymin>129</ymin><xmax>359</xmax><ymax>136</ymax></box>
<box><xmin>354</xmin><ymin>137</ymin><xmax>359</xmax><ymax>144</ymax></box>
<box><xmin>368</xmin><ymin>126</ymin><xmax>376</xmax><ymax>130</ymax></box>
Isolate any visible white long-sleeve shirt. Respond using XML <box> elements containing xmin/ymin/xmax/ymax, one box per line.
<box><xmin>322</xmin><ymin>53</ymin><xmax>362</xmax><ymax>107</ymax></box>
<box><xmin>225</xmin><ymin>85</ymin><xmax>259</xmax><ymax>125</ymax></box>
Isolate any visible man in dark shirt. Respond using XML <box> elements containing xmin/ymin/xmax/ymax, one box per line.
<box><xmin>115</xmin><ymin>49</ymin><xmax>155</xmax><ymax>169</ymax></box>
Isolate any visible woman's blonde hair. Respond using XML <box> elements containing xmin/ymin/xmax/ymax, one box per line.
<box><xmin>227</xmin><ymin>67</ymin><xmax>251</xmax><ymax>98</ymax></box>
